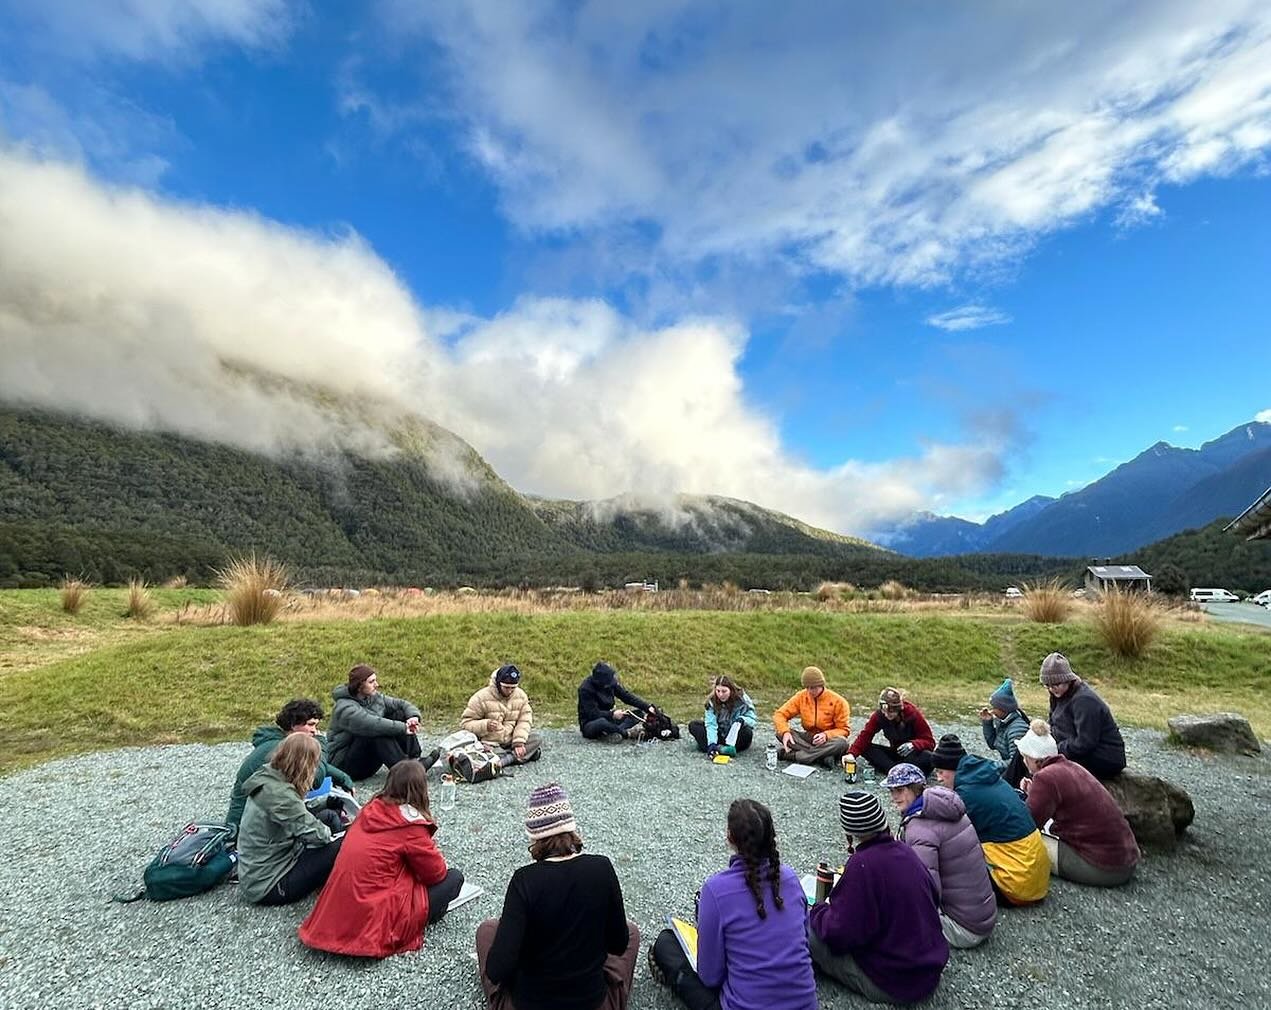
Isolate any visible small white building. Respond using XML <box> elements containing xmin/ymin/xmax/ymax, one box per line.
<box><xmin>1084</xmin><ymin>564</ymin><xmax>1152</xmax><ymax>594</ymax></box>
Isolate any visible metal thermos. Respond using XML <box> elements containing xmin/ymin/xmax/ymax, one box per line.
<box><xmin>815</xmin><ymin>861</ymin><xmax>834</xmax><ymax>903</ymax></box>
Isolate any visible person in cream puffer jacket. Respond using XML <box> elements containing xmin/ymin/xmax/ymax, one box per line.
<box><xmin>460</xmin><ymin>664</ymin><xmax>542</xmax><ymax>765</ymax></box>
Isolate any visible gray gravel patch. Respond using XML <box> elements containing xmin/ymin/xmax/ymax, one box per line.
<box><xmin>1</xmin><ymin>720</ymin><xmax>1268</xmax><ymax>1010</ymax></box>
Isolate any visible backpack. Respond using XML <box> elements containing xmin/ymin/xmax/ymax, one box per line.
<box><xmin>305</xmin><ymin>778</ymin><xmax>361</xmax><ymax>827</ymax></box>
<box><xmin>448</xmin><ymin>741</ymin><xmax>503</xmax><ymax>783</ymax></box>
<box><xmin>638</xmin><ymin>709</ymin><xmax>681</xmax><ymax>742</ymax></box>
<box><xmin>139</xmin><ymin>822</ymin><xmax>237</xmax><ymax>902</ymax></box>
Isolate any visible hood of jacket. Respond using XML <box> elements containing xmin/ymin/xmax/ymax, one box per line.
<box><xmin>917</xmin><ymin>785</ymin><xmax>966</xmax><ymax>822</ymax></box>
<box><xmin>331</xmin><ymin>684</ymin><xmax>354</xmax><ymax>703</ymax></box>
<box><xmin>955</xmin><ymin>753</ymin><xmax>1004</xmax><ymax>787</ymax></box>
<box><xmin>358</xmin><ymin>795</ymin><xmax>439</xmax><ymax>836</ymax></box>
<box><xmin>250</xmin><ymin>724</ymin><xmax>286</xmax><ymax>748</ymax></box>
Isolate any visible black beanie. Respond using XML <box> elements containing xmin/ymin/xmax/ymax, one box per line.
<box><xmin>931</xmin><ymin>733</ymin><xmax>967</xmax><ymax>771</ymax></box>
<box><xmin>591</xmin><ymin>661</ymin><xmax>616</xmax><ymax>683</ymax></box>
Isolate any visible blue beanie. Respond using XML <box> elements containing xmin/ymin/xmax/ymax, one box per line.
<box><xmin>989</xmin><ymin>678</ymin><xmax>1018</xmax><ymax>713</ymax></box>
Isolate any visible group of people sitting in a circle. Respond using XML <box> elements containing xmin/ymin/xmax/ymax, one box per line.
<box><xmin>221</xmin><ymin>649</ymin><xmax>1136</xmax><ymax>1008</ymax></box>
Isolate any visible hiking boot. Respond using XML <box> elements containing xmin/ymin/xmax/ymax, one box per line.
<box><xmin>421</xmin><ymin>747</ymin><xmax>442</xmax><ymax>771</ymax></box>
<box><xmin>646</xmin><ymin>943</ymin><xmax>669</xmax><ymax>986</ymax></box>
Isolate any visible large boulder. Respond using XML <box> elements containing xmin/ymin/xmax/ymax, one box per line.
<box><xmin>1103</xmin><ymin>771</ymin><xmax>1195</xmax><ymax>851</ymax></box>
<box><xmin>1166</xmin><ymin>713</ymin><xmax>1262</xmax><ymax>755</ymax></box>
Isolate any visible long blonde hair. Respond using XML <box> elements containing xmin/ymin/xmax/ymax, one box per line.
<box><xmin>270</xmin><ymin>733</ymin><xmax>321</xmax><ymax>796</ymax></box>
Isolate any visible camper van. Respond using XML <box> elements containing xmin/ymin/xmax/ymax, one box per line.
<box><xmin>1189</xmin><ymin>588</ymin><xmax>1239</xmax><ymax>604</ymax></box>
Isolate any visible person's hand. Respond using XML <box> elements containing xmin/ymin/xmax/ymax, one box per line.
<box><xmin>513</xmin><ymin>743</ymin><xmax>526</xmax><ymax>760</ymax></box>
<box><xmin>487</xmin><ymin>718</ymin><xmax>501</xmax><ymax>735</ymax></box>
<box><xmin>1020</xmin><ymin>777</ymin><xmax>1032</xmax><ymax>795</ymax></box>
<box><xmin>781</xmin><ymin>732</ymin><xmax>795</xmax><ymax>749</ymax></box>
<box><xmin>707</xmin><ymin>743</ymin><xmax>720</xmax><ymax>758</ymax></box>
<box><xmin>812</xmin><ymin>732</ymin><xmax>827</xmax><ymax>746</ymax></box>
<box><xmin>647</xmin><ymin>705</ymin><xmax>657</xmax><ymax>714</ymax></box>
<box><xmin>613</xmin><ymin>709</ymin><xmax>629</xmax><ymax>721</ymax></box>
<box><xmin>897</xmin><ymin>742</ymin><xmax>915</xmax><ymax>757</ymax></box>
<box><xmin>405</xmin><ymin>716</ymin><xmax>420</xmax><ymax>734</ymax></box>
<box><xmin>979</xmin><ymin>707</ymin><xmax>993</xmax><ymax>721</ymax></box>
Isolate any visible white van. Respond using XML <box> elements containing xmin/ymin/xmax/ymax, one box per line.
<box><xmin>1190</xmin><ymin>588</ymin><xmax>1239</xmax><ymax>603</ymax></box>
<box><xmin>1251</xmin><ymin>589</ymin><xmax>1271</xmax><ymax>607</ymax></box>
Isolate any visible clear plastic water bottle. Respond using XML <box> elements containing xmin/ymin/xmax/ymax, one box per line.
<box><xmin>439</xmin><ymin>774</ymin><xmax>457</xmax><ymax>811</ymax></box>
<box><xmin>766</xmin><ymin>742</ymin><xmax>778</xmax><ymax>771</ymax></box>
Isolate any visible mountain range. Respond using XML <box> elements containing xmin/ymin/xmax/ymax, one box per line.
<box><xmin>875</xmin><ymin>421</ymin><xmax>1271</xmax><ymax>558</ymax></box>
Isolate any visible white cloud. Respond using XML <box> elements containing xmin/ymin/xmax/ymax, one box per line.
<box><xmin>4</xmin><ymin>0</ymin><xmax>294</xmax><ymax>63</ymax></box>
<box><xmin>0</xmin><ymin>152</ymin><xmax>1013</xmax><ymax>535</ymax></box>
<box><xmin>1173</xmin><ymin>424</ymin><xmax>1189</xmax><ymax>432</ymax></box>
<box><xmin>1256</xmin><ymin>409</ymin><xmax>1271</xmax><ymax>423</ymax></box>
<box><xmin>925</xmin><ymin>305</ymin><xmax>1012</xmax><ymax>332</ymax></box>
<box><xmin>379</xmin><ymin>1</ymin><xmax>1271</xmax><ymax>287</ymax></box>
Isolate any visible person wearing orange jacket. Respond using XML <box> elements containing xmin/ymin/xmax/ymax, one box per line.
<box><xmin>773</xmin><ymin>666</ymin><xmax>851</xmax><ymax>768</ymax></box>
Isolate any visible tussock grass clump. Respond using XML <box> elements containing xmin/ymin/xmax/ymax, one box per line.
<box><xmin>125</xmin><ymin>579</ymin><xmax>155</xmax><ymax>620</ymax></box>
<box><xmin>59</xmin><ymin>577</ymin><xmax>89</xmax><ymax>614</ymax></box>
<box><xmin>1093</xmin><ymin>587</ymin><xmax>1161</xmax><ymax>657</ymax></box>
<box><xmin>878</xmin><ymin>579</ymin><xmax>912</xmax><ymax>601</ymax></box>
<box><xmin>162</xmin><ymin>575</ymin><xmax>189</xmax><ymax>589</ymax></box>
<box><xmin>217</xmin><ymin>554</ymin><xmax>289</xmax><ymax>626</ymax></box>
<box><xmin>1022</xmin><ymin>579</ymin><xmax>1072</xmax><ymax>624</ymax></box>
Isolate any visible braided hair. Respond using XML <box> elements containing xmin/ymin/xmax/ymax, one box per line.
<box><xmin>727</xmin><ymin>798</ymin><xmax>785</xmax><ymax>920</ymax></box>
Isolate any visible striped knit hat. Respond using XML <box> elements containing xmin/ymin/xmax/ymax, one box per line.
<box><xmin>838</xmin><ymin>790</ymin><xmax>888</xmax><ymax>836</ymax></box>
<box><xmin>525</xmin><ymin>783</ymin><xmax>579</xmax><ymax>841</ymax></box>
<box><xmin>931</xmin><ymin>734</ymin><xmax>967</xmax><ymax>771</ymax></box>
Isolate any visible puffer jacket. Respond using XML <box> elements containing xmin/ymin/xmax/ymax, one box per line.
<box><xmin>773</xmin><ymin>688</ymin><xmax>850</xmax><ymax>739</ymax></box>
<box><xmin>900</xmin><ymin>787</ymin><xmax>997</xmax><ymax>937</ymax></box>
<box><xmin>982</xmin><ymin>709</ymin><xmax>1030</xmax><ymax>763</ymax></box>
<box><xmin>1026</xmin><ymin>755</ymin><xmax>1140</xmax><ymax>871</ymax></box>
<box><xmin>703</xmin><ymin>692</ymin><xmax>758</xmax><ymax>742</ymax></box>
<box><xmin>299</xmin><ymin>796</ymin><xmax>449</xmax><ymax>957</ymax></box>
<box><xmin>461</xmin><ymin>674</ymin><xmax>534</xmax><ymax>747</ymax></box>
<box><xmin>225</xmin><ymin>725</ymin><xmax>353</xmax><ymax>831</ymax></box>
<box><xmin>1048</xmin><ymin>681</ymin><xmax>1126</xmax><ymax>773</ymax></box>
<box><xmin>237</xmin><ymin>765</ymin><xmax>334</xmax><ymax>903</ymax></box>
<box><xmin>849</xmin><ymin>701</ymin><xmax>934</xmax><ymax>757</ymax></box>
<box><xmin>328</xmin><ymin>685</ymin><xmax>421</xmax><ymax>771</ymax></box>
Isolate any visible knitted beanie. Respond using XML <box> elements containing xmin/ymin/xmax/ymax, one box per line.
<box><xmin>525</xmin><ymin>783</ymin><xmax>579</xmax><ymax>841</ymax></box>
<box><xmin>931</xmin><ymin>733</ymin><xmax>967</xmax><ymax>771</ymax></box>
<box><xmin>1039</xmin><ymin>652</ymin><xmax>1079</xmax><ymax>687</ymax></box>
<box><xmin>347</xmin><ymin>664</ymin><xmax>376</xmax><ymax>694</ymax></box>
<box><xmin>591</xmin><ymin>661</ymin><xmax>617</xmax><ymax>684</ymax></box>
<box><xmin>878</xmin><ymin>687</ymin><xmax>903</xmax><ymax>714</ymax></box>
<box><xmin>881</xmin><ymin>762</ymin><xmax>927</xmax><ymax>789</ymax></box>
<box><xmin>495</xmin><ymin>664</ymin><xmax>522</xmax><ymax>686</ymax></box>
<box><xmin>989</xmin><ymin>677</ymin><xmax>1018</xmax><ymax>713</ymax></box>
<box><xmin>838</xmin><ymin>790</ymin><xmax>888</xmax><ymax>836</ymax></box>
<box><xmin>1016</xmin><ymin>719</ymin><xmax>1059</xmax><ymax>760</ymax></box>
<box><xmin>801</xmin><ymin>666</ymin><xmax>827</xmax><ymax>689</ymax></box>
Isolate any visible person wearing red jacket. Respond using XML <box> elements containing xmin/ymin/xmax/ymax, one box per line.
<box><xmin>849</xmin><ymin>689</ymin><xmax>936</xmax><ymax>776</ymax></box>
<box><xmin>298</xmin><ymin>761</ymin><xmax>463</xmax><ymax>957</ymax></box>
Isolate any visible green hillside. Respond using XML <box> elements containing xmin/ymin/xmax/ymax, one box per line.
<box><xmin>1121</xmin><ymin>518</ymin><xmax>1271</xmax><ymax>594</ymax></box>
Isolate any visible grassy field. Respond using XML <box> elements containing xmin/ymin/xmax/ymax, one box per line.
<box><xmin>2</xmin><ymin>588</ymin><xmax>1268</xmax><ymax>772</ymax></box>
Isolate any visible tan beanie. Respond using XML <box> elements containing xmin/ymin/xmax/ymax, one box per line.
<box><xmin>801</xmin><ymin>665</ymin><xmax>827</xmax><ymax>689</ymax></box>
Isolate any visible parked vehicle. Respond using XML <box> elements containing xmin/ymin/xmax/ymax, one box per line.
<box><xmin>1004</xmin><ymin>587</ymin><xmax>1023</xmax><ymax>599</ymax></box>
<box><xmin>1251</xmin><ymin>589</ymin><xmax>1271</xmax><ymax>607</ymax></box>
<box><xmin>1189</xmin><ymin>588</ymin><xmax>1240</xmax><ymax>603</ymax></box>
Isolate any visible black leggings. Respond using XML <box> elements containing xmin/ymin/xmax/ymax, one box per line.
<box><xmin>427</xmin><ymin>867</ymin><xmax>466</xmax><ymax>925</ymax></box>
<box><xmin>651</xmin><ymin>928</ymin><xmax>721</xmax><ymax>1010</ymax></box>
<box><xmin>580</xmin><ymin>714</ymin><xmax>641</xmax><ymax>739</ymax></box>
<box><xmin>859</xmin><ymin>743</ymin><xmax>934</xmax><ymax>776</ymax></box>
<box><xmin>259</xmin><ymin>811</ymin><xmax>346</xmax><ymax>906</ymax></box>
<box><xmin>339</xmin><ymin>731</ymin><xmax>422</xmax><ymax>780</ymax></box>
<box><xmin>687</xmin><ymin>721</ymin><xmax>754</xmax><ymax>753</ymax></box>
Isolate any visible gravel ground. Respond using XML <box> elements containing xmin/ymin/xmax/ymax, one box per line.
<box><xmin>1</xmin><ymin>720</ymin><xmax>1268</xmax><ymax>1010</ymax></box>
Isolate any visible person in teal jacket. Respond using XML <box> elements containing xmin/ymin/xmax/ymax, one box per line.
<box><xmin>688</xmin><ymin>676</ymin><xmax>758</xmax><ymax>756</ymax></box>
<box><xmin>224</xmin><ymin>699</ymin><xmax>354</xmax><ymax>834</ymax></box>
<box><xmin>979</xmin><ymin>678</ymin><xmax>1030</xmax><ymax>786</ymax></box>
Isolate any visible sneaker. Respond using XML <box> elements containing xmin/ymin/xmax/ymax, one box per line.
<box><xmin>646</xmin><ymin>944</ymin><xmax>669</xmax><ymax>986</ymax></box>
<box><xmin>420</xmin><ymin>747</ymin><xmax>442</xmax><ymax>771</ymax></box>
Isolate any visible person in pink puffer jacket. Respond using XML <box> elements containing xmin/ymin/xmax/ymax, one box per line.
<box><xmin>883</xmin><ymin>764</ymin><xmax>997</xmax><ymax>949</ymax></box>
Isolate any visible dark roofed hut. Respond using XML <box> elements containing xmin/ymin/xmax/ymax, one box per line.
<box><xmin>1085</xmin><ymin>564</ymin><xmax>1153</xmax><ymax>594</ymax></box>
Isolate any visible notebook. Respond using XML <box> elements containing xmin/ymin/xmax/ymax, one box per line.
<box><xmin>665</xmin><ymin>915</ymin><xmax>698</xmax><ymax>972</ymax></box>
<box><xmin>447</xmin><ymin>880</ymin><xmax>484</xmax><ymax>912</ymax></box>
<box><xmin>782</xmin><ymin>763</ymin><xmax>817</xmax><ymax>779</ymax></box>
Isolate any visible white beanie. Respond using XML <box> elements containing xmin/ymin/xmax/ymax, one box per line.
<box><xmin>1016</xmin><ymin>718</ymin><xmax>1059</xmax><ymax>760</ymax></box>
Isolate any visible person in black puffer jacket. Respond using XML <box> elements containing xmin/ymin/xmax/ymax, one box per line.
<box><xmin>1039</xmin><ymin>653</ymin><xmax>1126</xmax><ymax>780</ymax></box>
<box><xmin>577</xmin><ymin>662</ymin><xmax>656</xmax><ymax>740</ymax></box>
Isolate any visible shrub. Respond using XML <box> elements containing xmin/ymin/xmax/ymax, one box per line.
<box><xmin>217</xmin><ymin>553</ymin><xmax>289</xmax><ymax>626</ymax></box>
<box><xmin>125</xmin><ymin>578</ymin><xmax>155</xmax><ymax>620</ymax></box>
<box><xmin>59</xmin><ymin>576</ymin><xmax>89</xmax><ymax>614</ymax></box>
<box><xmin>878</xmin><ymin>579</ymin><xmax>911</xmax><ymax>601</ymax></box>
<box><xmin>1022</xmin><ymin>579</ymin><xmax>1072</xmax><ymax>624</ymax></box>
<box><xmin>1093</xmin><ymin>587</ymin><xmax>1160</xmax><ymax>657</ymax></box>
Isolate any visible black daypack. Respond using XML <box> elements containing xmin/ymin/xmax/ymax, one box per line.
<box><xmin>638</xmin><ymin>709</ymin><xmax>680</xmax><ymax>742</ymax></box>
<box><xmin>136</xmin><ymin>822</ymin><xmax>236</xmax><ymax>901</ymax></box>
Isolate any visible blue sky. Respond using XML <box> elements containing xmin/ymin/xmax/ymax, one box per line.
<box><xmin>1</xmin><ymin>1</ymin><xmax>1269</xmax><ymax>534</ymax></box>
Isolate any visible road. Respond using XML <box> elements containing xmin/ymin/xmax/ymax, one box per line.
<box><xmin>1202</xmin><ymin>601</ymin><xmax>1271</xmax><ymax>629</ymax></box>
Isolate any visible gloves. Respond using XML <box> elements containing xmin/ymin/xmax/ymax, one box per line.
<box><xmin>897</xmin><ymin>742</ymin><xmax>915</xmax><ymax>757</ymax></box>
<box><xmin>706</xmin><ymin>743</ymin><xmax>720</xmax><ymax>758</ymax></box>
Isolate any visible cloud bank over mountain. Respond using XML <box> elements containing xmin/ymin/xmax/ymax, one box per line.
<box><xmin>0</xmin><ymin>152</ymin><xmax>1008</xmax><ymax>534</ymax></box>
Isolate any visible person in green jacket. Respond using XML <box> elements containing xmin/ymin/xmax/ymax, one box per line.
<box><xmin>328</xmin><ymin>664</ymin><xmax>439</xmax><ymax>780</ymax></box>
<box><xmin>224</xmin><ymin>699</ymin><xmax>354</xmax><ymax>835</ymax></box>
<box><xmin>238</xmin><ymin>733</ymin><xmax>345</xmax><ymax>905</ymax></box>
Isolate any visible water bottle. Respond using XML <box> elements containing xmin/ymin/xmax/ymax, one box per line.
<box><xmin>766</xmin><ymin>742</ymin><xmax>778</xmax><ymax>771</ymax></box>
<box><xmin>814</xmin><ymin>861</ymin><xmax>834</xmax><ymax>903</ymax></box>
<box><xmin>439</xmin><ymin>774</ymin><xmax>457</xmax><ymax>811</ymax></box>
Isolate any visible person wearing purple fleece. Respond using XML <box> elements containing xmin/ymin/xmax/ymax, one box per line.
<box><xmin>808</xmin><ymin>790</ymin><xmax>949</xmax><ymax>1005</ymax></box>
<box><xmin>649</xmin><ymin>799</ymin><xmax>816</xmax><ymax>1010</ymax></box>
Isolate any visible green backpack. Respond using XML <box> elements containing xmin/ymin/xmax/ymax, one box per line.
<box><xmin>139</xmin><ymin>822</ymin><xmax>237</xmax><ymax>901</ymax></box>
